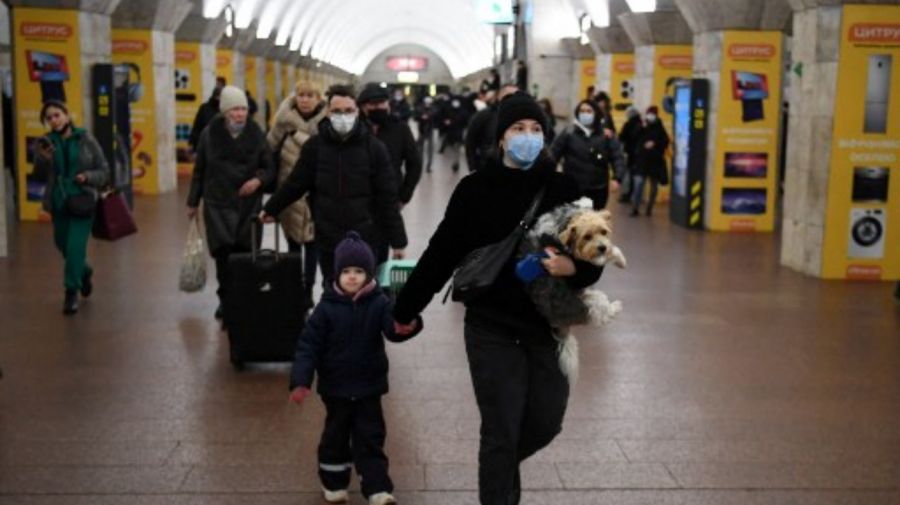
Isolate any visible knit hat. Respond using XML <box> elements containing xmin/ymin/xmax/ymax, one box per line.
<box><xmin>646</xmin><ymin>105</ymin><xmax>659</xmax><ymax>115</ymax></box>
<box><xmin>357</xmin><ymin>84</ymin><xmax>390</xmax><ymax>105</ymax></box>
<box><xmin>333</xmin><ymin>231</ymin><xmax>376</xmax><ymax>279</ymax></box>
<box><xmin>219</xmin><ymin>85</ymin><xmax>248</xmax><ymax>112</ymax></box>
<box><xmin>495</xmin><ymin>91</ymin><xmax>548</xmax><ymax>141</ymax></box>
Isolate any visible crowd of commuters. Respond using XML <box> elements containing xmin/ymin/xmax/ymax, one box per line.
<box><xmin>32</xmin><ymin>64</ymin><xmax>672</xmax><ymax>504</ymax></box>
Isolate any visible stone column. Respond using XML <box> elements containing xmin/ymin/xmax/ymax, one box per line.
<box><xmin>780</xmin><ymin>0</ymin><xmax>900</xmax><ymax>279</ymax></box>
<box><xmin>268</xmin><ymin>45</ymin><xmax>289</xmax><ymax>102</ymax></box>
<box><xmin>112</xmin><ymin>0</ymin><xmax>192</xmax><ymax>195</ymax></box>
<box><xmin>524</xmin><ymin>0</ymin><xmax>582</xmax><ymax>117</ymax></box>
<box><xmin>674</xmin><ymin>0</ymin><xmax>792</xmax><ymax>232</ymax></box>
<box><xmin>587</xmin><ymin>0</ymin><xmax>635</xmax><ymax>129</ymax></box>
<box><xmin>176</xmin><ymin>1</ymin><xmax>227</xmax><ymax>101</ymax></box>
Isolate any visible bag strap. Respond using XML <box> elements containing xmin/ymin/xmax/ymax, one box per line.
<box><xmin>520</xmin><ymin>186</ymin><xmax>546</xmax><ymax>229</ymax></box>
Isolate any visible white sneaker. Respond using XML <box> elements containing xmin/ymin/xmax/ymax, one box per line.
<box><xmin>368</xmin><ymin>492</ymin><xmax>397</xmax><ymax>505</ymax></box>
<box><xmin>322</xmin><ymin>488</ymin><xmax>349</xmax><ymax>503</ymax></box>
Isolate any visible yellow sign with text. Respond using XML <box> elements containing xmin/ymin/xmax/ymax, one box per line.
<box><xmin>708</xmin><ymin>31</ymin><xmax>782</xmax><ymax>232</ymax></box>
<box><xmin>175</xmin><ymin>42</ymin><xmax>203</xmax><ymax>176</ymax></box>
<box><xmin>577</xmin><ymin>59</ymin><xmax>595</xmax><ymax>104</ymax></box>
<box><xmin>12</xmin><ymin>8</ymin><xmax>84</xmax><ymax>221</ymax></box>
<box><xmin>112</xmin><ymin>29</ymin><xmax>158</xmax><ymax>195</ymax></box>
<box><xmin>265</xmin><ymin>59</ymin><xmax>278</xmax><ymax>128</ymax></box>
<box><xmin>282</xmin><ymin>64</ymin><xmax>295</xmax><ymax>101</ymax></box>
<box><xmin>216</xmin><ymin>48</ymin><xmax>235</xmax><ymax>85</ymax></box>
<box><xmin>822</xmin><ymin>4</ymin><xmax>900</xmax><ymax>280</ymax></box>
<box><xmin>245</xmin><ymin>57</ymin><xmax>259</xmax><ymax>103</ymax></box>
<box><xmin>609</xmin><ymin>53</ymin><xmax>635</xmax><ymax>131</ymax></box>
<box><xmin>652</xmin><ymin>45</ymin><xmax>693</xmax><ymax>202</ymax></box>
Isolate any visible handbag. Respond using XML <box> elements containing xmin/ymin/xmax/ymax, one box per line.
<box><xmin>92</xmin><ymin>190</ymin><xmax>138</xmax><ymax>240</ymax></box>
<box><xmin>58</xmin><ymin>177</ymin><xmax>96</xmax><ymax>218</ymax></box>
<box><xmin>449</xmin><ymin>187</ymin><xmax>546</xmax><ymax>303</ymax></box>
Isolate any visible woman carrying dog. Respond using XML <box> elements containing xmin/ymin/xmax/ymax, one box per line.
<box><xmin>392</xmin><ymin>92</ymin><xmax>604</xmax><ymax>505</ymax></box>
<box><xmin>551</xmin><ymin>99</ymin><xmax>626</xmax><ymax>210</ymax></box>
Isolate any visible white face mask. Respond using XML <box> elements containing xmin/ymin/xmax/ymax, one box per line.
<box><xmin>331</xmin><ymin>113</ymin><xmax>357</xmax><ymax>135</ymax></box>
<box><xmin>646</xmin><ymin>113</ymin><xmax>657</xmax><ymax>123</ymax></box>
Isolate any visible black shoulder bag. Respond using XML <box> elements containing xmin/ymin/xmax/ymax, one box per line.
<box><xmin>449</xmin><ymin>186</ymin><xmax>546</xmax><ymax>303</ymax></box>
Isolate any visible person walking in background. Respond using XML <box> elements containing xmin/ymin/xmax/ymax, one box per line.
<box><xmin>631</xmin><ymin>105</ymin><xmax>669</xmax><ymax>217</ymax></box>
<box><xmin>438</xmin><ymin>93</ymin><xmax>470</xmax><ymax>173</ymax></box>
<box><xmin>358</xmin><ymin>84</ymin><xmax>422</xmax><ymax>206</ymax></box>
<box><xmin>536</xmin><ymin>98</ymin><xmax>557</xmax><ymax>144</ymax></box>
<box><xmin>617</xmin><ymin>106</ymin><xmax>643</xmax><ymax>203</ymax></box>
<box><xmin>260</xmin><ymin>84</ymin><xmax>407</xmax><ymax>279</ymax></box>
<box><xmin>33</xmin><ymin>100</ymin><xmax>109</xmax><ymax>315</ymax></box>
<box><xmin>388</xmin><ymin>88</ymin><xmax>411</xmax><ymax>122</ymax></box>
<box><xmin>592</xmin><ymin>90</ymin><xmax>616</xmax><ymax>133</ymax></box>
<box><xmin>465</xmin><ymin>83</ymin><xmax>517</xmax><ymax>172</ymax></box>
<box><xmin>187</xmin><ymin>85</ymin><xmax>275</xmax><ymax>320</ymax></box>
<box><xmin>268</xmin><ymin>81</ymin><xmax>327</xmax><ymax>301</ymax></box>
<box><xmin>189</xmin><ymin>76</ymin><xmax>226</xmax><ymax>151</ymax></box>
<box><xmin>289</xmin><ymin>232</ymin><xmax>420</xmax><ymax>505</ymax></box>
<box><xmin>392</xmin><ymin>92</ymin><xmax>604</xmax><ymax>505</ymax></box>
<box><xmin>413</xmin><ymin>95</ymin><xmax>436</xmax><ymax>172</ymax></box>
<box><xmin>551</xmin><ymin>99</ymin><xmax>625</xmax><ymax>210</ymax></box>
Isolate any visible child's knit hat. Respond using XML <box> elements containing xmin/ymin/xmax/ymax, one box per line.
<box><xmin>334</xmin><ymin>231</ymin><xmax>376</xmax><ymax>279</ymax></box>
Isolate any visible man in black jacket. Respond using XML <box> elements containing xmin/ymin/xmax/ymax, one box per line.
<box><xmin>188</xmin><ymin>77</ymin><xmax>226</xmax><ymax>150</ymax></box>
<box><xmin>464</xmin><ymin>83</ymin><xmax>517</xmax><ymax>172</ymax></box>
<box><xmin>358</xmin><ymin>84</ymin><xmax>422</xmax><ymax>206</ymax></box>
<box><xmin>260</xmin><ymin>85</ymin><xmax>407</xmax><ymax>280</ymax></box>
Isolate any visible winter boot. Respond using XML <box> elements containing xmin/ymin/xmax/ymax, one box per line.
<box><xmin>80</xmin><ymin>270</ymin><xmax>93</xmax><ymax>298</ymax></box>
<box><xmin>368</xmin><ymin>492</ymin><xmax>397</xmax><ymax>505</ymax></box>
<box><xmin>323</xmin><ymin>488</ymin><xmax>349</xmax><ymax>503</ymax></box>
<box><xmin>63</xmin><ymin>290</ymin><xmax>79</xmax><ymax>315</ymax></box>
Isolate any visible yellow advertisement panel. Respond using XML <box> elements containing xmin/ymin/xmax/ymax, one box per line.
<box><xmin>821</xmin><ymin>4</ymin><xmax>900</xmax><ymax>280</ymax></box>
<box><xmin>216</xmin><ymin>48</ymin><xmax>235</xmax><ymax>85</ymax></box>
<box><xmin>112</xmin><ymin>30</ymin><xmax>157</xmax><ymax>195</ymax></box>
<box><xmin>281</xmin><ymin>64</ymin><xmax>294</xmax><ymax>102</ymax></box>
<box><xmin>12</xmin><ymin>8</ymin><xmax>84</xmax><ymax>222</ymax></box>
<box><xmin>652</xmin><ymin>45</ymin><xmax>693</xmax><ymax>202</ymax></box>
<box><xmin>245</xmin><ymin>57</ymin><xmax>259</xmax><ymax>102</ymax></box>
<box><xmin>265</xmin><ymin>59</ymin><xmax>278</xmax><ymax>128</ymax></box>
<box><xmin>577</xmin><ymin>59</ymin><xmax>595</xmax><ymax>104</ymax></box>
<box><xmin>707</xmin><ymin>31</ymin><xmax>782</xmax><ymax>233</ymax></box>
<box><xmin>175</xmin><ymin>42</ymin><xmax>203</xmax><ymax>176</ymax></box>
<box><xmin>609</xmin><ymin>53</ymin><xmax>635</xmax><ymax>131</ymax></box>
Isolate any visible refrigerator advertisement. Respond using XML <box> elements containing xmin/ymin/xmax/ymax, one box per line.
<box><xmin>175</xmin><ymin>43</ymin><xmax>203</xmax><ymax>176</ymax></box>
<box><xmin>652</xmin><ymin>45</ymin><xmax>693</xmax><ymax>203</ymax></box>
<box><xmin>821</xmin><ymin>4</ymin><xmax>900</xmax><ymax>280</ymax></box>
<box><xmin>112</xmin><ymin>30</ymin><xmax>157</xmax><ymax>195</ymax></box>
<box><xmin>708</xmin><ymin>31</ymin><xmax>782</xmax><ymax>232</ymax></box>
<box><xmin>610</xmin><ymin>53</ymin><xmax>635</xmax><ymax>131</ymax></box>
<box><xmin>13</xmin><ymin>8</ymin><xmax>84</xmax><ymax>222</ymax></box>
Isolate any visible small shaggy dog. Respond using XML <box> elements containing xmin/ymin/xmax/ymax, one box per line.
<box><xmin>518</xmin><ymin>198</ymin><xmax>626</xmax><ymax>384</ymax></box>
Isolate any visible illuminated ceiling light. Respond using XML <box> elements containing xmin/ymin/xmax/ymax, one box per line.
<box><xmin>223</xmin><ymin>5</ymin><xmax>234</xmax><ymax>38</ymax></box>
<box><xmin>202</xmin><ymin>0</ymin><xmax>227</xmax><ymax>19</ymax></box>
<box><xmin>579</xmin><ymin>13</ymin><xmax>591</xmax><ymax>45</ymax></box>
<box><xmin>397</xmin><ymin>71</ymin><xmax>419</xmax><ymax>83</ymax></box>
<box><xmin>624</xmin><ymin>0</ymin><xmax>656</xmax><ymax>13</ymax></box>
<box><xmin>234</xmin><ymin>0</ymin><xmax>258</xmax><ymax>29</ymax></box>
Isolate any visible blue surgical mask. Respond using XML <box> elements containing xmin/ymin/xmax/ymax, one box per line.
<box><xmin>506</xmin><ymin>133</ymin><xmax>544</xmax><ymax>169</ymax></box>
<box><xmin>577</xmin><ymin>112</ymin><xmax>595</xmax><ymax>127</ymax></box>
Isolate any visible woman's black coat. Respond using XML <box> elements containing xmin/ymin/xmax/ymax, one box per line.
<box><xmin>551</xmin><ymin>125</ymin><xmax>626</xmax><ymax>191</ymax></box>
<box><xmin>633</xmin><ymin>120</ymin><xmax>670</xmax><ymax>179</ymax></box>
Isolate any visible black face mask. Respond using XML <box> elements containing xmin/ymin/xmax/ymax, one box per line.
<box><xmin>367</xmin><ymin>109</ymin><xmax>389</xmax><ymax>126</ymax></box>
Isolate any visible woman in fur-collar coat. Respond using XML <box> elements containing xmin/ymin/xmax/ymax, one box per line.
<box><xmin>187</xmin><ymin>86</ymin><xmax>275</xmax><ymax>319</ymax></box>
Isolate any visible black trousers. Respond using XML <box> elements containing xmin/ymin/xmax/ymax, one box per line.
<box><xmin>318</xmin><ymin>395</ymin><xmax>393</xmax><ymax>498</ymax></box>
<box><xmin>464</xmin><ymin>323</ymin><xmax>570</xmax><ymax>505</ymax></box>
<box><xmin>416</xmin><ymin>128</ymin><xmax>434</xmax><ymax>171</ymax></box>
<box><xmin>212</xmin><ymin>245</ymin><xmax>250</xmax><ymax>310</ymax></box>
<box><xmin>582</xmin><ymin>186</ymin><xmax>609</xmax><ymax>210</ymax></box>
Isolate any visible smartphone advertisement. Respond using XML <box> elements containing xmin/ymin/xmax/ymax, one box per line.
<box><xmin>112</xmin><ymin>30</ymin><xmax>158</xmax><ymax>195</ymax></box>
<box><xmin>12</xmin><ymin>8</ymin><xmax>84</xmax><ymax>222</ymax></box>
<box><xmin>707</xmin><ymin>31</ymin><xmax>782</xmax><ymax>232</ymax></box>
<box><xmin>822</xmin><ymin>4</ymin><xmax>900</xmax><ymax>280</ymax></box>
<box><xmin>652</xmin><ymin>45</ymin><xmax>693</xmax><ymax>203</ymax></box>
<box><xmin>175</xmin><ymin>43</ymin><xmax>202</xmax><ymax>176</ymax></box>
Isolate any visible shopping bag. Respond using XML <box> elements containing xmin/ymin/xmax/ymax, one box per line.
<box><xmin>179</xmin><ymin>217</ymin><xmax>207</xmax><ymax>293</ymax></box>
<box><xmin>92</xmin><ymin>191</ymin><xmax>137</xmax><ymax>240</ymax></box>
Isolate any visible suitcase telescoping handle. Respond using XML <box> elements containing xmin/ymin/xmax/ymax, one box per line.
<box><xmin>251</xmin><ymin>217</ymin><xmax>282</xmax><ymax>263</ymax></box>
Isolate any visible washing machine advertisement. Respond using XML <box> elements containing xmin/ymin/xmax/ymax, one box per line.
<box><xmin>174</xmin><ymin>43</ymin><xmax>203</xmax><ymax>177</ymax></box>
<box><xmin>12</xmin><ymin>8</ymin><xmax>84</xmax><ymax>222</ymax></box>
<box><xmin>707</xmin><ymin>30</ymin><xmax>782</xmax><ymax>233</ymax></box>
<box><xmin>112</xmin><ymin>30</ymin><xmax>158</xmax><ymax>195</ymax></box>
<box><xmin>652</xmin><ymin>45</ymin><xmax>693</xmax><ymax>204</ymax></box>
<box><xmin>609</xmin><ymin>53</ymin><xmax>635</xmax><ymax>131</ymax></box>
<box><xmin>821</xmin><ymin>4</ymin><xmax>900</xmax><ymax>280</ymax></box>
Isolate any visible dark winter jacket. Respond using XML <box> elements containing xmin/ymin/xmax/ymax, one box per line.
<box><xmin>371</xmin><ymin>118</ymin><xmax>422</xmax><ymax>204</ymax></box>
<box><xmin>464</xmin><ymin>105</ymin><xmax>498</xmax><ymax>172</ymax></box>
<box><xmin>189</xmin><ymin>97</ymin><xmax>219</xmax><ymax>149</ymax></box>
<box><xmin>551</xmin><ymin>124</ymin><xmax>626</xmax><ymax>191</ymax></box>
<box><xmin>290</xmin><ymin>282</ymin><xmax>421</xmax><ymax>398</ymax></box>
<box><xmin>263</xmin><ymin>117</ymin><xmax>408</xmax><ymax>255</ymax></box>
<box><xmin>186</xmin><ymin>115</ymin><xmax>276</xmax><ymax>255</ymax></box>
<box><xmin>393</xmin><ymin>154</ymin><xmax>603</xmax><ymax>341</ymax></box>
<box><xmin>414</xmin><ymin>102</ymin><xmax>435</xmax><ymax>136</ymax></box>
<box><xmin>33</xmin><ymin>128</ymin><xmax>109</xmax><ymax>213</ymax></box>
<box><xmin>633</xmin><ymin>120</ymin><xmax>670</xmax><ymax>179</ymax></box>
<box><xmin>439</xmin><ymin>97</ymin><xmax>470</xmax><ymax>144</ymax></box>
<box><xmin>618</xmin><ymin>114</ymin><xmax>643</xmax><ymax>169</ymax></box>
<box><xmin>390</xmin><ymin>97</ymin><xmax>412</xmax><ymax>122</ymax></box>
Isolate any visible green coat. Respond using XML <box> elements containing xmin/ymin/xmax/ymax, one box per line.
<box><xmin>33</xmin><ymin>128</ymin><xmax>109</xmax><ymax>213</ymax></box>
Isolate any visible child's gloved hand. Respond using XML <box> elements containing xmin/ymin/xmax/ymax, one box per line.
<box><xmin>289</xmin><ymin>386</ymin><xmax>311</xmax><ymax>404</ymax></box>
<box><xmin>394</xmin><ymin>320</ymin><xmax>418</xmax><ymax>336</ymax></box>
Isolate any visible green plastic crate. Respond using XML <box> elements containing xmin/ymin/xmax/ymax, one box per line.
<box><xmin>377</xmin><ymin>259</ymin><xmax>417</xmax><ymax>297</ymax></box>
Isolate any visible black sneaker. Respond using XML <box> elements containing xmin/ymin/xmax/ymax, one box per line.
<box><xmin>80</xmin><ymin>270</ymin><xmax>93</xmax><ymax>298</ymax></box>
<box><xmin>63</xmin><ymin>290</ymin><xmax>79</xmax><ymax>315</ymax></box>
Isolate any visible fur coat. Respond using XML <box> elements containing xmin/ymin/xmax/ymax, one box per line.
<box><xmin>267</xmin><ymin>97</ymin><xmax>326</xmax><ymax>244</ymax></box>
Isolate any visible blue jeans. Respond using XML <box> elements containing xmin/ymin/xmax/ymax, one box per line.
<box><xmin>631</xmin><ymin>175</ymin><xmax>659</xmax><ymax>211</ymax></box>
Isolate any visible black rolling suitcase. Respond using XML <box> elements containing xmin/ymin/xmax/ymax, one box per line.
<box><xmin>224</xmin><ymin>221</ymin><xmax>311</xmax><ymax>370</ymax></box>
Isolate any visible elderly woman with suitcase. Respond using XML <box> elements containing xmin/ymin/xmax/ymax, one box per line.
<box><xmin>187</xmin><ymin>85</ymin><xmax>276</xmax><ymax>321</ymax></box>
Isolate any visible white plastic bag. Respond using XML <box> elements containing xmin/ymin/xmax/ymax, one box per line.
<box><xmin>179</xmin><ymin>217</ymin><xmax>207</xmax><ymax>293</ymax></box>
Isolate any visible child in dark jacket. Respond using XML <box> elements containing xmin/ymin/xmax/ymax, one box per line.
<box><xmin>289</xmin><ymin>231</ymin><xmax>420</xmax><ymax>505</ymax></box>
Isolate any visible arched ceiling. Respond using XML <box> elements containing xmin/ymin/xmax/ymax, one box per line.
<box><xmin>203</xmin><ymin>0</ymin><xmax>495</xmax><ymax>78</ymax></box>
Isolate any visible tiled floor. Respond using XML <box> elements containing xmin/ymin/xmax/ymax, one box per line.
<box><xmin>1</xmin><ymin>150</ymin><xmax>899</xmax><ymax>504</ymax></box>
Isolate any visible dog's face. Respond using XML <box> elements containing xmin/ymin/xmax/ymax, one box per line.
<box><xmin>558</xmin><ymin>210</ymin><xmax>626</xmax><ymax>268</ymax></box>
